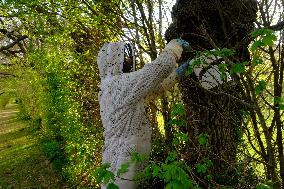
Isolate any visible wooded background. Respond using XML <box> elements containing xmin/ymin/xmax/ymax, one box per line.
<box><xmin>0</xmin><ymin>0</ymin><xmax>283</xmax><ymax>188</ymax></box>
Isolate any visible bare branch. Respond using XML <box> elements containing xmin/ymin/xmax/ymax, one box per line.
<box><xmin>243</xmin><ymin>120</ymin><xmax>265</xmax><ymax>158</ymax></box>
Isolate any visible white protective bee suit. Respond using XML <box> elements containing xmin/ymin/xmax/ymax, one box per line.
<box><xmin>97</xmin><ymin>40</ymin><xmax>183</xmax><ymax>189</ymax></box>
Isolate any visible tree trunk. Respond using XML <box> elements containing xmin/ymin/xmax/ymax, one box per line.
<box><xmin>165</xmin><ymin>0</ymin><xmax>257</xmax><ymax>186</ymax></box>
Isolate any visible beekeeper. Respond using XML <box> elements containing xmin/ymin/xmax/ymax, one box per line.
<box><xmin>97</xmin><ymin>39</ymin><xmax>190</xmax><ymax>189</ymax></box>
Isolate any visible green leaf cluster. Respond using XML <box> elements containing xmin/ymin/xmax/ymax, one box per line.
<box><xmin>255</xmin><ymin>80</ymin><xmax>267</xmax><ymax>95</ymax></box>
<box><xmin>141</xmin><ymin>158</ymin><xmax>197</xmax><ymax>189</ymax></box>
<box><xmin>230</xmin><ymin>62</ymin><xmax>248</xmax><ymax>75</ymax></box>
<box><xmin>250</xmin><ymin>28</ymin><xmax>277</xmax><ymax>52</ymax></box>
<box><xmin>195</xmin><ymin>158</ymin><xmax>213</xmax><ymax>174</ymax></box>
<box><xmin>197</xmin><ymin>133</ymin><xmax>208</xmax><ymax>145</ymax></box>
<box><xmin>169</xmin><ymin>103</ymin><xmax>186</xmax><ymax>127</ymax></box>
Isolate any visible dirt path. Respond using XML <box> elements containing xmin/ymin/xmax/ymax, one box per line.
<box><xmin>0</xmin><ymin>104</ymin><xmax>66</xmax><ymax>188</ymax></box>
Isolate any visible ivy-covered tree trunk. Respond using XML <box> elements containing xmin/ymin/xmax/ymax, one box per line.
<box><xmin>165</xmin><ymin>0</ymin><xmax>257</xmax><ymax>187</ymax></box>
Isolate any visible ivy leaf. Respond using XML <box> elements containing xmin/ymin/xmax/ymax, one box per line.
<box><xmin>250</xmin><ymin>41</ymin><xmax>265</xmax><ymax>52</ymax></box>
<box><xmin>192</xmin><ymin>58</ymin><xmax>203</xmax><ymax>66</ymax></box>
<box><xmin>178</xmin><ymin>168</ymin><xmax>193</xmax><ymax>188</ymax></box>
<box><xmin>106</xmin><ymin>183</ymin><xmax>119</xmax><ymax>189</ymax></box>
<box><xmin>262</xmin><ymin>34</ymin><xmax>277</xmax><ymax>46</ymax></box>
<box><xmin>168</xmin><ymin>119</ymin><xmax>178</xmax><ymax>126</ymax></box>
<box><xmin>172</xmin><ymin>180</ymin><xmax>186</xmax><ymax>189</ymax></box>
<box><xmin>162</xmin><ymin>165</ymin><xmax>173</xmax><ymax>182</ymax></box>
<box><xmin>204</xmin><ymin>158</ymin><xmax>213</xmax><ymax>167</ymax></box>
<box><xmin>250</xmin><ymin>28</ymin><xmax>277</xmax><ymax>52</ymax></box>
<box><xmin>198</xmin><ymin>133</ymin><xmax>208</xmax><ymax>145</ymax></box>
<box><xmin>152</xmin><ymin>164</ymin><xmax>161</xmax><ymax>177</ymax></box>
<box><xmin>177</xmin><ymin>119</ymin><xmax>186</xmax><ymax>127</ymax></box>
<box><xmin>255</xmin><ymin>80</ymin><xmax>267</xmax><ymax>95</ymax></box>
<box><xmin>186</xmin><ymin>58</ymin><xmax>202</xmax><ymax>76</ymax></box>
<box><xmin>168</xmin><ymin>119</ymin><xmax>186</xmax><ymax>127</ymax></box>
<box><xmin>251</xmin><ymin>29</ymin><xmax>263</xmax><ymax>38</ymax></box>
<box><xmin>103</xmin><ymin>171</ymin><xmax>115</xmax><ymax>184</ymax></box>
<box><xmin>251</xmin><ymin>28</ymin><xmax>275</xmax><ymax>39</ymax></box>
<box><xmin>220</xmin><ymin>72</ymin><xmax>228</xmax><ymax>81</ymax></box>
<box><xmin>215</xmin><ymin>48</ymin><xmax>235</xmax><ymax>57</ymax></box>
<box><xmin>278</xmin><ymin>104</ymin><xmax>284</xmax><ymax>110</ymax></box>
<box><xmin>196</xmin><ymin>163</ymin><xmax>207</xmax><ymax>174</ymax></box>
<box><xmin>165</xmin><ymin>151</ymin><xmax>178</xmax><ymax>163</ymax></box>
<box><xmin>94</xmin><ymin>163</ymin><xmax>114</xmax><ymax>184</ymax></box>
<box><xmin>171</xmin><ymin>103</ymin><xmax>186</xmax><ymax>117</ymax></box>
<box><xmin>173</xmin><ymin>132</ymin><xmax>188</xmax><ymax>145</ymax></box>
<box><xmin>230</xmin><ymin>63</ymin><xmax>247</xmax><ymax>75</ymax></box>
<box><xmin>252</xmin><ymin>56</ymin><xmax>264</xmax><ymax>67</ymax></box>
<box><xmin>275</xmin><ymin>97</ymin><xmax>284</xmax><ymax>110</ymax></box>
<box><xmin>172</xmin><ymin>137</ymin><xmax>179</xmax><ymax>145</ymax></box>
<box><xmin>117</xmin><ymin>162</ymin><xmax>130</xmax><ymax>176</ymax></box>
<box><xmin>185</xmin><ymin>66</ymin><xmax>193</xmax><ymax>76</ymax></box>
<box><xmin>256</xmin><ymin>183</ymin><xmax>271</xmax><ymax>189</ymax></box>
<box><xmin>275</xmin><ymin>97</ymin><xmax>283</xmax><ymax>104</ymax></box>
<box><xmin>205</xmin><ymin>174</ymin><xmax>213</xmax><ymax>181</ymax></box>
<box><xmin>131</xmin><ymin>152</ymin><xmax>148</xmax><ymax>162</ymax></box>
<box><xmin>165</xmin><ymin>182</ymin><xmax>174</xmax><ymax>189</ymax></box>
<box><xmin>178</xmin><ymin>132</ymin><xmax>189</xmax><ymax>143</ymax></box>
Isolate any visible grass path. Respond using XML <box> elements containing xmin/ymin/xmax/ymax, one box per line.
<box><xmin>0</xmin><ymin>104</ymin><xmax>66</xmax><ymax>188</ymax></box>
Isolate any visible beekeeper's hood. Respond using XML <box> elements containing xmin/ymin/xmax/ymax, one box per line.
<box><xmin>97</xmin><ymin>42</ymin><xmax>135</xmax><ymax>80</ymax></box>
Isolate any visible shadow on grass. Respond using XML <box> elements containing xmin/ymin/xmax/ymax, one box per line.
<box><xmin>0</xmin><ymin>143</ymin><xmax>66</xmax><ymax>188</ymax></box>
<box><xmin>0</xmin><ymin>104</ymin><xmax>67</xmax><ymax>188</ymax></box>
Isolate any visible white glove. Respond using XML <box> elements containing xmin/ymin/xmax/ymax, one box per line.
<box><xmin>164</xmin><ymin>39</ymin><xmax>184</xmax><ymax>60</ymax></box>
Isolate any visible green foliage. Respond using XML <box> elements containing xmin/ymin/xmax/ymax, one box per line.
<box><xmin>186</xmin><ymin>58</ymin><xmax>202</xmax><ymax>75</ymax></box>
<box><xmin>250</xmin><ymin>28</ymin><xmax>277</xmax><ymax>52</ymax></box>
<box><xmin>0</xmin><ymin>0</ymin><xmax>123</xmax><ymax>187</ymax></box>
<box><xmin>274</xmin><ymin>97</ymin><xmax>284</xmax><ymax>110</ymax></box>
<box><xmin>94</xmin><ymin>163</ymin><xmax>116</xmax><ymax>185</ymax></box>
<box><xmin>171</xmin><ymin>103</ymin><xmax>186</xmax><ymax>117</ymax></box>
<box><xmin>93</xmin><ymin>161</ymin><xmax>133</xmax><ymax>188</ymax></box>
<box><xmin>168</xmin><ymin>119</ymin><xmax>186</xmax><ymax>127</ymax></box>
<box><xmin>195</xmin><ymin>158</ymin><xmax>213</xmax><ymax>174</ymax></box>
<box><xmin>206</xmin><ymin>48</ymin><xmax>235</xmax><ymax>58</ymax></box>
<box><xmin>186</xmin><ymin>48</ymin><xmax>234</xmax><ymax>76</ymax></box>
<box><xmin>41</xmin><ymin>139</ymin><xmax>67</xmax><ymax>171</ymax></box>
<box><xmin>135</xmin><ymin>152</ymin><xmax>199</xmax><ymax>189</ymax></box>
<box><xmin>255</xmin><ymin>80</ymin><xmax>267</xmax><ymax>95</ymax></box>
<box><xmin>274</xmin><ymin>97</ymin><xmax>283</xmax><ymax>104</ymax></box>
<box><xmin>197</xmin><ymin>133</ymin><xmax>208</xmax><ymax>146</ymax></box>
<box><xmin>107</xmin><ymin>183</ymin><xmax>120</xmax><ymax>189</ymax></box>
<box><xmin>131</xmin><ymin>152</ymin><xmax>149</xmax><ymax>162</ymax></box>
<box><xmin>173</xmin><ymin>132</ymin><xmax>189</xmax><ymax>145</ymax></box>
<box><xmin>230</xmin><ymin>62</ymin><xmax>248</xmax><ymax>75</ymax></box>
<box><xmin>0</xmin><ymin>1</ymin><xmax>282</xmax><ymax>188</ymax></box>
<box><xmin>162</xmin><ymin>163</ymin><xmax>194</xmax><ymax>189</ymax></box>
<box><xmin>168</xmin><ymin>103</ymin><xmax>186</xmax><ymax>127</ymax></box>
<box><xmin>256</xmin><ymin>181</ymin><xmax>274</xmax><ymax>189</ymax></box>
<box><xmin>117</xmin><ymin>162</ymin><xmax>130</xmax><ymax>177</ymax></box>
<box><xmin>251</xmin><ymin>56</ymin><xmax>264</xmax><ymax>67</ymax></box>
<box><xmin>94</xmin><ymin>150</ymin><xmax>201</xmax><ymax>189</ymax></box>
